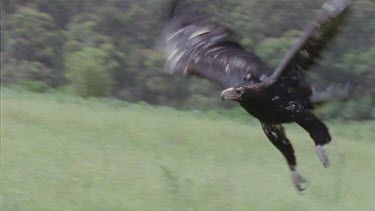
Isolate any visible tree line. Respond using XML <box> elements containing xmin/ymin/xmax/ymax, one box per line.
<box><xmin>2</xmin><ymin>0</ymin><xmax>375</xmax><ymax>120</ymax></box>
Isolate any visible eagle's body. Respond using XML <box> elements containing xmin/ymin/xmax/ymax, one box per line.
<box><xmin>239</xmin><ymin>81</ymin><xmax>310</xmax><ymax>124</ymax></box>
<box><xmin>161</xmin><ymin>0</ymin><xmax>351</xmax><ymax>192</ymax></box>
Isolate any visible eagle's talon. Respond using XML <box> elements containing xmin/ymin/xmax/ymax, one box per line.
<box><xmin>316</xmin><ymin>145</ymin><xmax>330</xmax><ymax>167</ymax></box>
<box><xmin>291</xmin><ymin>170</ymin><xmax>308</xmax><ymax>193</ymax></box>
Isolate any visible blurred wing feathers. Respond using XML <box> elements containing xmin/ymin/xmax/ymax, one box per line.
<box><xmin>160</xmin><ymin>5</ymin><xmax>271</xmax><ymax>89</ymax></box>
<box><xmin>265</xmin><ymin>0</ymin><xmax>351</xmax><ymax>85</ymax></box>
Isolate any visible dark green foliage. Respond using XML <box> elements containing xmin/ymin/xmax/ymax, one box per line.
<box><xmin>3</xmin><ymin>7</ymin><xmax>65</xmax><ymax>85</ymax></box>
<box><xmin>16</xmin><ymin>80</ymin><xmax>50</xmax><ymax>92</ymax></box>
<box><xmin>2</xmin><ymin>0</ymin><xmax>374</xmax><ymax>119</ymax></box>
<box><xmin>64</xmin><ymin>47</ymin><xmax>113</xmax><ymax>97</ymax></box>
<box><xmin>255</xmin><ymin>30</ymin><xmax>299</xmax><ymax>67</ymax></box>
<box><xmin>2</xmin><ymin>59</ymin><xmax>59</xmax><ymax>86</ymax></box>
<box><xmin>341</xmin><ymin>97</ymin><xmax>375</xmax><ymax>120</ymax></box>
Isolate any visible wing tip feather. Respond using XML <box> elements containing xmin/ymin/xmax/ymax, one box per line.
<box><xmin>322</xmin><ymin>0</ymin><xmax>351</xmax><ymax>16</ymax></box>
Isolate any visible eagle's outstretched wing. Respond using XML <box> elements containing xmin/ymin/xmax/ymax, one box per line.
<box><xmin>160</xmin><ymin>3</ymin><xmax>271</xmax><ymax>89</ymax></box>
<box><xmin>262</xmin><ymin>0</ymin><xmax>351</xmax><ymax>86</ymax></box>
<box><xmin>161</xmin><ymin>0</ymin><xmax>350</xmax><ymax>89</ymax></box>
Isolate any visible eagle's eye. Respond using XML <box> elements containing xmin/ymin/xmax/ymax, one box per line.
<box><xmin>236</xmin><ymin>90</ymin><xmax>242</xmax><ymax>94</ymax></box>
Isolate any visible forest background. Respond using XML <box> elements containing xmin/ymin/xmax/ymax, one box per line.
<box><xmin>2</xmin><ymin>0</ymin><xmax>375</xmax><ymax>119</ymax></box>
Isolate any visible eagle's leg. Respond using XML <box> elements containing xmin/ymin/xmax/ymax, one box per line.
<box><xmin>260</xmin><ymin>122</ymin><xmax>307</xmax><ymax>192</ymax></box>
<box><xmin>286</xmin><ymin>102</ymin><xmax>332</xmax><ymax>167</ymax></box>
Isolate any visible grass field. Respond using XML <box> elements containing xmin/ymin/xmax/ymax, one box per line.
<box><xmin>2</xmin><ymin>89</ymin><xmax>375</xmax><ymax>210</ymax></box>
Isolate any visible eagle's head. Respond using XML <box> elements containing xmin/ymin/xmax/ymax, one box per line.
<box><xmin>220</xmin><ymin>86</ymin><xmax>246</xmax><ymax>102</ymax></box>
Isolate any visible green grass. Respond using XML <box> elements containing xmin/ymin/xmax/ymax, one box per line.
<box><xmin>2</xmin><ymin>89</ymin><xmax>375</xmax><ymax>211</ymax></box>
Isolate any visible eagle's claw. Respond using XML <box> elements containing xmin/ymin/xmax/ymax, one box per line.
<box><xmin>316</xmin><ymin>145</ymin><xmax>330</xmax><ymax>167</ymax></box>
<box><xmin>291</xmin><ymin>170</ymin><xmax>308</xmax><ymax>193</ymax></box>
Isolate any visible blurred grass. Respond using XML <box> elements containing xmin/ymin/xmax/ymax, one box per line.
<box><xmin>2</xmin><ymin>88</ymin><xmax>375</xmax><ymax>211</ymax></box>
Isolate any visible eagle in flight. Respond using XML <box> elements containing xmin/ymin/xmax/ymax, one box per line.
<box><xmin>160</xmin><ymin>0</ymin><xmax>351</xmax><ymax>192</ymax></box>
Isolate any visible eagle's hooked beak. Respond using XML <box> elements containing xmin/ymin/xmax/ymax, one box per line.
<box><xmin>220</xmin><ymin>87</ymin><xmax>242</xmax><ymax>101</ymax></box>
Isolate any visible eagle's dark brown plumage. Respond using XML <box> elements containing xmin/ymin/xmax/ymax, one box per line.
<box><xmin>160</xmin><ymin>0</ymin><xmax>351</xmax><ymax>192</ymax></box>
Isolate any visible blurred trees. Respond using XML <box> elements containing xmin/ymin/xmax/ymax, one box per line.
<box><xmin>255</xmin><ymin>30</ymin><xmax>298</xmax><ymax>67</ymax></box>
<box><xmin>64</xmin><ymin>47</ymin><xmax>113</xmax><ymax>97</ymax></box>
<box><xmin>2</xmin><ymin>0</ymin><xmax>375</xmax><ymax>119</ymax></box>
<box><xmin>3</xmin><ymin>7</ymin><xmax>65</xmax><ymax>85</ymax></box>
